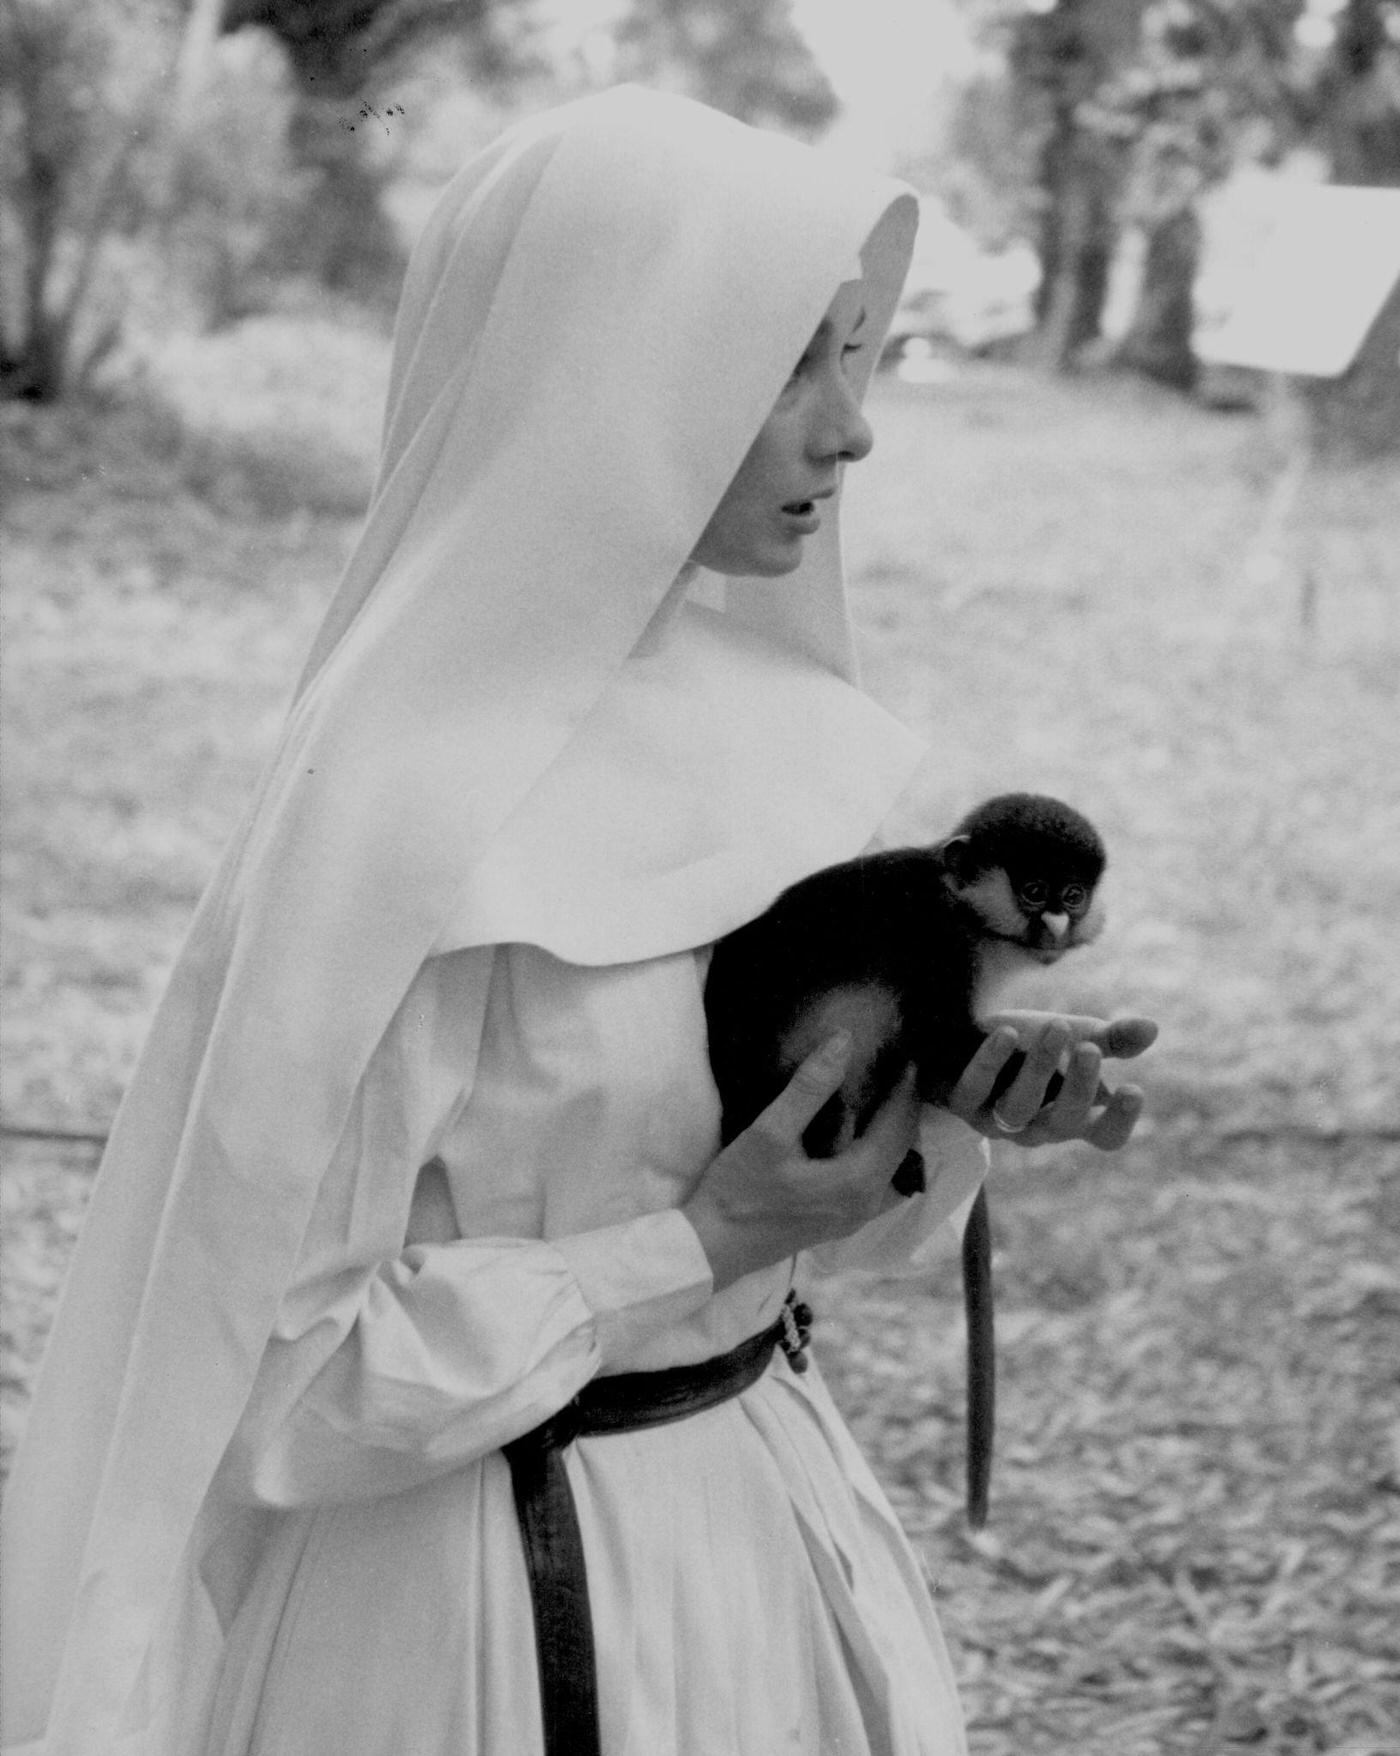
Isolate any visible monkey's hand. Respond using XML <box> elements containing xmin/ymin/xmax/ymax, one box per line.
<box><xmin>947</xmin><ymin>1012</ymin><xmax>1158</xmax><ymax>1153</ymax></box>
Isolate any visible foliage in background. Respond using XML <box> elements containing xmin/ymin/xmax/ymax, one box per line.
<box><xmin>161</xmin><ymin>29</ymin><xmax>319</xmax><ymax>327</ymax></box>
<box><xmin>0</xmin><ymin>0</ymin><xmax>841</xmax><ymax>404</ymax></box>
<box><xmin>611</xmin><ymin>0</ymin><xmax>838</xmax><ymax>137</ymax></box>
<box><xmin>215</xmin><ymin>0</ymin><xmax>841</xmax><ymax>284</ymax></box>
<box><xmin>951</xmin><ymin>0</ymin><xmax>1400</xmax><ymax>422</ymax></box>
<box><xmin>4</xmin><ymin>354</ymin><xmax>1398</xmax><ymax>1752</ymax></box>
<box><xmin>0</xmin><ymin>0</ymin><xmax>180</xmax><ymax>400</ymax></box>
<box><xmin>220</xmin><ymin>0</ymin><xmax>505</xmax><ymax>86</ymax></box>
<box><xmin>0</xmin><ymin>0</ymin><xmax>405</xmax><ymax>399</ymax></box>
<box><xmin>216</xmin><ymin>0</ymin><xmax>539</xmax><ymax>305</ymax></box>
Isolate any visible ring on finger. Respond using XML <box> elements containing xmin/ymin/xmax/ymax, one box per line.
<box><xmin>991</xmin><ymin>1104</ymin><xmax>1028</xmax><ymax>1135</ymax></box>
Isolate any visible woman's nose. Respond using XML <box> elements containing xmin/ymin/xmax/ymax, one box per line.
<box><xmin>840</xmin><ymin>403</ymin><xmax>874</xmax><ymax>463</ymax></box>
<box><xmin>813</xmin><ymin>373</ymin><xmax>873</xmax><ymax>465</ymax></box>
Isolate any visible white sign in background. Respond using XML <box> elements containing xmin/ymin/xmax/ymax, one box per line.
<box><xmin>1194</xmin><ymin>180</ymin><xmax>1400</xmax><ymax>378</ymax></box>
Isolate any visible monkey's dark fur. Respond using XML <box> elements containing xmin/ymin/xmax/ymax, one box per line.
<box><xmin>705</xmin><ymin>792</ymin><xmax>1107</xmax><ymax>1527</ymax></box>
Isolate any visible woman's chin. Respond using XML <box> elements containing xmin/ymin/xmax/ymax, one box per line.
<box><xmin>727</xmin><ymin>546</ymin><xmax>806</xmax><ymax>581</ymax></box>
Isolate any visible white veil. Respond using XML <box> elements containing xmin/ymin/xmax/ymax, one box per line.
<box><xmin>1</xmin><ymin>86</ymin><xmax>924</xmax><ymax>1752</ymax></box>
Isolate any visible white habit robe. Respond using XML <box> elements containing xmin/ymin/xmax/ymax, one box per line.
<box><xmin>2</xmin><ymin>88</ymin><xmax>984</xmax><ymax>1754</ymax></box>
<box><xmin>189</xmin><ymin>937</ymin><xmax>983</xmax><ymax>1754</ymax></box>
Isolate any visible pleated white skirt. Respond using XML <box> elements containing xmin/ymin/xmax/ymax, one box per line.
<box><xmin>204</xmin><ymin>1356</ymin><xmax>966</xmax><ymax>1756</ymax></box>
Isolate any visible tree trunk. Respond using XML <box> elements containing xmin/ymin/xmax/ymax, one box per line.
<box><xmin>1303</xmin><ymin>277</ymin><xmax>1400</xmax><ymax>458</ymax></box>
<box><xmin>1028</xmin><ymin>114</ymin><xmax>1116</xmax><ymax>369</ymax></box>
<box><xmin>277</xmin><ymin>97</ymin><xmax>404</xmax><ymax>299</ymax></box>
<box><xmin>1114</xmin><ymin>205</ymin><xmax>1201</xmax><ymax>391</ymax></box>
<box><xmin>3</xmin><ymin>35</ymin><xmax>66</xmax><ymax>401</ymax></box>
<box><xmin>1303</xmin><ymin>2</ymin><xmax>1400</xmax><ymax>454</ymax></box>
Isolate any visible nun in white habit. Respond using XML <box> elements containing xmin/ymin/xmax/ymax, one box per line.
<box><xmin>1</xmin><ymin>86</ymin><xmax>1149</xmax><ymax>1756</ymax></box>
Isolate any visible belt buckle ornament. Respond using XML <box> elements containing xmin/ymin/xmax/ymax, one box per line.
<box><xmin>779</xmin><ymin>1294</ymin><xmax>812</xmax><ymax>1372</ymax></box>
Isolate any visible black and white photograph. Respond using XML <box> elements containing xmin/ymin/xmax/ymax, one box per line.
<box><xmin>2</xmin><ymin>3</ymin><xmax>1398</xmax><ymax>1753</ymax></box>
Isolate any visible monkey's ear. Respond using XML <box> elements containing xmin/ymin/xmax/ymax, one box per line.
<box><xmin>937</xmin><ymin>833</ymin><xmax>975</xmax><ymax>884</ymax></box>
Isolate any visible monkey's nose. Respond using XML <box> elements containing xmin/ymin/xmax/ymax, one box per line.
<box><xmin>1042</xmin><ymin>912</ymin><xmax>1070</xmax><ymax>940</ymax></box>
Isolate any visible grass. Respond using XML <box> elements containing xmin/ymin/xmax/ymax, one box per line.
<box><xmin>3</xmin><ymin>332</ymin><xmax>1398</xmax><ymax>1754</ymax></box>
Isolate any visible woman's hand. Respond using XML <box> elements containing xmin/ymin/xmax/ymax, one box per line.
<box><xmin>946</xmin><ymin>1011</ymin><xmax>1158</xmax><ymax>1152</ymax></box>
<box><xmin>683</xmin><ymin>1034</ymin><xmax>921</xmax><ymax>1291</ymax></box>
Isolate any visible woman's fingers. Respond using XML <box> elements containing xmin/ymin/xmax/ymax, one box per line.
<box><xmin>1082</xmin><ymin>1083</ymin><xmax>1144</xmax><ymax>1151</ymax></box>
<box><xmin>752</xmin><ymin>1031</ymin><xmax>852</xmax><ymax>1151</ymax></box>
<box><xmin>947</xmin><ymin>1026</ymin><xmax>1021</xmax><ymax>1116</ymax></box>
<box><xmin>684</xmin><ymin>1047</ymin><xmax>916</xmax><ymax>1288</ymax></box>
<box><xmin>983</xmin><ymin>1010</ymin><xmax>1159</xmax><ymax>1061</ymax></box>
<box><xmin>1100</xmin><ymin>1017</ymin><xmax>1158</xmax><ymax>1059</ymax></box>
<box><xmin>988</xmin><ymin>1022</ymin><xmax>1072</xmax><ymax>1132</ymax></box>
<box><xmin>947</xmin><ymin>1015</ymin><xmax>1152</xmax><ymax>1153</ymax></box>
<box><xmin>1044</xmin><ymin>1040</ymin><xmax>1103</xmax><ymax>1128</ymax></box>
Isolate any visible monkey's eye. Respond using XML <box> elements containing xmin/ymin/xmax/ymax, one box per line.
<box><xmin>1061</xmin><ymin>884</ymin><xmax>1088</xmax><ymax>912</ymax></box>
<box><xmin>1019</xmin><ymin>880</ymin><xmax>1049</xmax><ymax>911</ymax></box>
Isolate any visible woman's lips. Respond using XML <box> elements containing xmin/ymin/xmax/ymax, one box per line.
<box><xmin>781</xmin><ymin>501</ymin><xmax>820</xmax><ymax>533</ymax></box>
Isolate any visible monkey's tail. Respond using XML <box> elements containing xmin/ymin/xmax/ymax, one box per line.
<box><xmin>962</xmin><ymin>1184</ymin><xmax>995</xmax><ymax>1529</ymax></box>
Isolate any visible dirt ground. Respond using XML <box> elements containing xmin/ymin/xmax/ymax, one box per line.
<box><xmin>3</xmin><ymin>354</ymin><xmax>1398</xmax><ymax>1754</ymax></box>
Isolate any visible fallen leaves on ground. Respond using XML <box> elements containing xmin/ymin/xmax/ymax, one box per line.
<box><xmin>4</xmin><ymin>356</ymin><xmax>1398</xmax><ymax>1755</ymax></box>
<box><xmin>811</xmin><ymin>1129</ymin><xmax>1400</xmax><ymax>1756</ymax></box>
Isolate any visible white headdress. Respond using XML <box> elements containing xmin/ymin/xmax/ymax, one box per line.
<box><xmin>1</xmin><ymin>86</ymin><xmax>923</xmax><ymax>1751</ymax></box>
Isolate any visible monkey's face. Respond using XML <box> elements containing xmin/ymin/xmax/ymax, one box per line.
<box><xmin>938</xmin><ymin>795</ymin><xmax>1107</xmax><ymax>968</ymax></box>
<box><xmin>953</xmin><ymin>866</ymin><xmax>1105</xmax><ymax>965</ymax></box>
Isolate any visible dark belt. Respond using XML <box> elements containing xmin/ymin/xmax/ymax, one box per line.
<box><xmin>501</xmin><ymin>1294</ymin><xmax>812</xmax><ymax>1756</ymax></box>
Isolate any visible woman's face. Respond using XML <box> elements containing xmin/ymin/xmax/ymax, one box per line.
<box><xmin>690</xmin><ymin>281</ymin><xmax>874</xmax><ymax>578</ymax></box>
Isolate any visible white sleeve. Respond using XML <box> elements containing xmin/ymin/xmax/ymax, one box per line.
<box><xmin>804</xmin><ymin>1108</ymin><xmax>989</xmax><ymax>1277</ymax></box>
<box><xmin>214</xmin><ymin>951</ymin><xmax>713</xmax><ymax>1510</ymax></box>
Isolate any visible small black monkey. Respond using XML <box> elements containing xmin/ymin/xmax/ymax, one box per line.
<box><xmin>704</xmin><ymin>792</ymin><xmax>1107</xmax><ymax>1527</ymax></box>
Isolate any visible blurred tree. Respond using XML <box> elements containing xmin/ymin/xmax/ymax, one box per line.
<box><xmin>1092</xmin><ymin>0</ymin><xmax>1400</xmax><ymax>394</ymax></box>
<box><xmin>207</xmin><ymin>0</ymin><xmax>837</xmax><ymax>296</ymax></box>
<box><xmin>219</xmin><ymin>0</ymin><xmax>497</xmax><ymax>88</ymax></box>
<box><xmin>1299</xmin><ymin>0</ymin><xmax>1400</xmax><ymax>452</ymax></box>
<box><xmin>612</xmin><ymin>0</ymin><xmax>838</xmax><ymax>135</ymax></box>
<box><xmin>162</xmin><ymin>26</ymin><xmax>314</xmax><ymax>327</ymax></box>
<box><xmin>1316</xmin><ymin>0</ymin><xmax>1400</xmax><ymax>183</ymax></box>
<box><xmin>212</xmin><ymin>0</ymin><xmax>536</xmax><ymax>298</ymax></box>
<box><xmin>0</xmin><ymin>0</ymin><xmax>178</xmax><ymax>400</ymax></box>
<box><xmin>0</xmin><ymin>0</ymin><xmax>532</xmax><ymax>400</ymax></box>
<box><xmin>0</xmin><ymin>0</ymin><xmax>837</xmax><ymax>405</ymax></box>
<box><xmin>955</xmin><ymin>0</ymin><xmax>1400</xmax><ymax>400</ymax></box>
<box><xmin>1002</xmin><ymin>0</ymin><xmax>1149</xmax><ymax>369</ymax></box>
